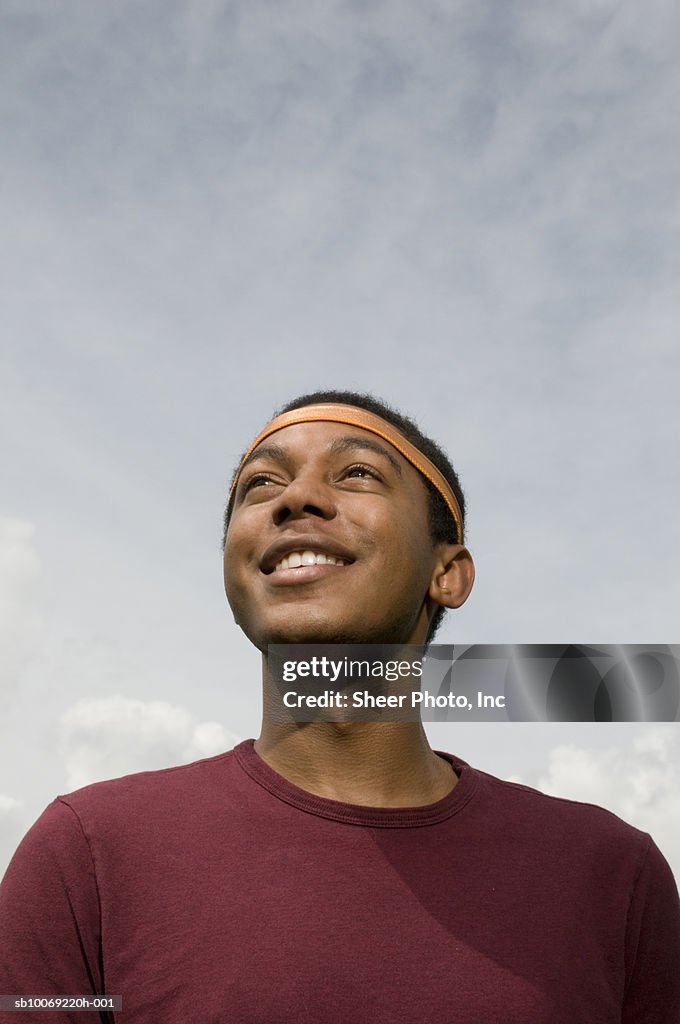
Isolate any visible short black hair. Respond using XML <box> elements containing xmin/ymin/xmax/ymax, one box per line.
<box><xmin>222</xmin><ymin>389</ymin><xmax>467</xmax><ymax>643</ymax></box>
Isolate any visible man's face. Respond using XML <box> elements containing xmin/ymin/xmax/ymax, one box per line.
<box><xmin>223</xmin><ymin>420</ymin><xmax>445</xmax><ymax>651</ymax></box>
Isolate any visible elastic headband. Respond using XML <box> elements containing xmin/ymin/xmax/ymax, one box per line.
<box><xmin>228</xmin><ymin>403</ymin><xmax>463</xmax><ymax>542</ymax></box>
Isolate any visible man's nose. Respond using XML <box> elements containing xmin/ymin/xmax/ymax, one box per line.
<box><xmin>271</xmin><ymin>473</ymin><xmax>337</xmax><ymax>526</ymax></box>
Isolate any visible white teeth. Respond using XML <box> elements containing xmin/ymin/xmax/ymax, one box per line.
<box><xmin>273</xmin><ymin>550</ymin><xmax>348</xmax><ymax>572</ymax></box>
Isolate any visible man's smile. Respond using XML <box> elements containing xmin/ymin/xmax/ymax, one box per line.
<box><xmin>273</xmin><ymin>550</ymin><xmax>348</xmax><ymax>571</ymax></box>
<box><xmin>259</xmin><ymin>535</ymin><xmax>356</xmax><ymax>576</ymax></box>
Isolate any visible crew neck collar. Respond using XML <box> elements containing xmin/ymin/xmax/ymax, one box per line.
<box><xmin>233</xmin><ymin>738</ymin><xmax>478</xmax><ymax>828</ymax></box>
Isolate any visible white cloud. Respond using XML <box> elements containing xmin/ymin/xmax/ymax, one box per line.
<box><xmin>59</xmin><ymin>696</ymin><xmax>240</xmax><ymax>791</ymax></box>
<box><xmin>0</xmin><ymin>792</ymin><xmax>26</xmax><ymax>883</ymax></box>
<box><xmin>0</xmin><ymin>794</ymin><xmax>22</xmax><ymax>815</ymax></box>
<box><xmin>534</xmin><ymin>727</ymin><xmax>680</xmax><ymax>878</ymax></box>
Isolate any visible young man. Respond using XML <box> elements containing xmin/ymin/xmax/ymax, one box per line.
<box><xmin>1</xmin><ymin>390</ymin><xmax>679</xmax><ymax>1023</ymax></box>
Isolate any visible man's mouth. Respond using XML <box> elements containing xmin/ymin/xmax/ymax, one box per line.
<box><xmin>260</xmin><ymin>538</ymin><xmax>355</xmax><ymax>575</ymax></box>
<box><xmin>273</xmin><ymin>550</ymin><xmax>349</xmax><ymax>572</ymax></box>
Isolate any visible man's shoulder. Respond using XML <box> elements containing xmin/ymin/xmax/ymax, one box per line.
<box><xmin>54</xmin><ymin>745</ymin><xmax>242</xmax><ymax>831</ymax></box>
<box><xmin>2</xmin><ymin>746</ymin><xmax>248</xmax><ymax>896</ymax></box>
<box><xmin>468</xmin><ymin>762</ymin><xmax>650</xmax><ymax>863</ymax></box>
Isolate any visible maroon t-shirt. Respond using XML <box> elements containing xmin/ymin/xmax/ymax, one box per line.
<box><xmin>1</xmin><ymin>739</ymin><xmax>678</xmax><ymax>1023</ymax></box>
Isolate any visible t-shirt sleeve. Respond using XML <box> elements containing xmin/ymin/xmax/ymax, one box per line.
<box><xmin>623</xmin><ymin>835</ymin><xmax>680</xmax><ymax>1023</ymax></box>
<box><xmin>0</xmin><ymin>798</ymin><xmax>110</xmax><ymax>1023</ymax></box>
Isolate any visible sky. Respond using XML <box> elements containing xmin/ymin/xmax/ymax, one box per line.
<box><xmin>1</xmin><ymin>0</ymin><xmax>679</xmax><ymax>880</ymax></box>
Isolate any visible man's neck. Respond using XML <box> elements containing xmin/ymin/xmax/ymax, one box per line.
<box><xmin>254</xmin><ymin>720</ymin><xmax>457</xmax><ymax>807</ymax></box>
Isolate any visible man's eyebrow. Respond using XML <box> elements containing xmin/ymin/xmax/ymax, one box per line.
<box><xmin>328</xmin><ymin>436</ymin><xmax>402</xmax><ymax>476</ymax></box>
<box><xmin>240</xmin><ymin>436</ymin><xmax>402</xmax><ymax>476</ymax></box>
<box><xmin>239</xmin><ymin>443</ymin><xmax>288</xmax><ymax>472</ymax></box>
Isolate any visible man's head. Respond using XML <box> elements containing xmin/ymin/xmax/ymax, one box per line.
<box><xmin>222</xmin><ymin>390</ymin><xmax>474</xmax><ymax>650</ymax></box>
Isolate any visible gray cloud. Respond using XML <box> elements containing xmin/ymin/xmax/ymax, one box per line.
<box><xmin>2</xmin><ymin>0</ymin><xmax>679</xmax><ymax>876</ymax></box>
<box><xmin>0</xmin><ymin>519</ymin><xmax>44</xmax><ymax>704</ymax></box>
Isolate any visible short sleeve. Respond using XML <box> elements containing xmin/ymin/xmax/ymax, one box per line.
<box><xmin>0</xmin><ymin>798</ymin><xmax>110</xmax><ymax>1023</ymax></box>
<box><xmin>623</xmin><ymin>836</ymin><xmax>680</xmax><ymax>1023</ymax></box>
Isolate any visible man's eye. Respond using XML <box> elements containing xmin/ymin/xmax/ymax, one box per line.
<box><xmin>242</xmin><ymin>474</ymin><xmax>275</xmax><ymax>492</ymax></box>
<box><xmin>344</xmin><ymin>464</ymin><xmax>380</xmax><ymax>480</ymax></box>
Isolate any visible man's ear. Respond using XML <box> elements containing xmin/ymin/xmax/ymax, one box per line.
<box><xmin>428</xmin><ymin>544</ymin><xmax>475</xmax><ymax>609</ymax></box>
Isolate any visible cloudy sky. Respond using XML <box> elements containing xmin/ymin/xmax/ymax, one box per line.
<box><xmin>1</xmin><ymin>0</ymin><xmax>679</xmax><ymax>879</ymax></box>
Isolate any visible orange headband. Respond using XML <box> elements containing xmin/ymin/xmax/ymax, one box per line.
<box><xmin>228</xmin><ymin>403</ymin><xmax>463</xmax><ymax>542</ymax></box>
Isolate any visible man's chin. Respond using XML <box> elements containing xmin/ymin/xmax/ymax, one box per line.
<box><xmin>246</xmin><ymin>618</ymin><xmax>414</xmax><ymax>651</ymax></box>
